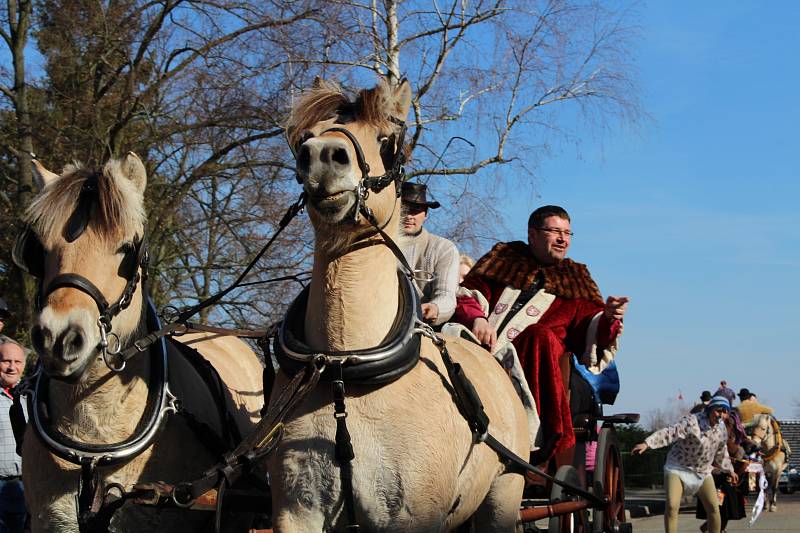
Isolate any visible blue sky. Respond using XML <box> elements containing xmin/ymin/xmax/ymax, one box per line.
<box><xmin>463</xmin><ymin>1</ymin><xmax>800</xmax><ymax>423</ymax></box>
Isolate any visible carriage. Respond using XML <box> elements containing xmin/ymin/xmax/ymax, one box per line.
<box><xmin>13</xmin><ymin>76</ymin><xmax>639</xmax><ymax>533</ymax></box>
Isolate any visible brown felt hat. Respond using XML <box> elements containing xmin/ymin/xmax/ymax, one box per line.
<box><xmin>401</xmin><ymin>182</ymin><xmax>440</xmax><ymax>209</ymax></box>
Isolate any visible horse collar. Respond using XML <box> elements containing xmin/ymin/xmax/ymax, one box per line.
<box><xmin>27</xmin><ymin>300</ymin><xmax>179</xmax><ymax>467</ymax></box>
<box><xmin>274</xmin><ymin>271</ymin><xmax>422</xmax><ymax>384</ymax></box>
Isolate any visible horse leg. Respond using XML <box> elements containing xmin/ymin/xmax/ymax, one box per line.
<box><xmin>469</xmin><ymin>472</ymin><xmax>525</xmax><ymax>532</ymax></box>
<box><xmin>769</xmin><ymin>482</ymin><xmax>778</xmax><ymax>512</ymax></box>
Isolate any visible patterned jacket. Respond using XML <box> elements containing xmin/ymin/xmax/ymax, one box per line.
<box><xmin>645</xmin><ymin>412</ymin><xmax>733</xmax><ymax>477</ymax></box>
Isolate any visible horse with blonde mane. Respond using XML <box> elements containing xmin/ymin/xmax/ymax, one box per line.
<box><xmin>16</xmin><ymin>153</ymin><xmax>264</xmax><ymax>532</ymax></box>
<box><xmin>750</xmin><ymin>413</ymin><xmax>791</xmax><ymax>512</ymax></box>
<box><xmin>266</xmin><ymin>76</ymin><xmax>529</xmax><ymax>532</ymax></box>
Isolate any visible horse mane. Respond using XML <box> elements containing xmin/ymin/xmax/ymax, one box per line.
<box><xmin>286</xmin><ymin>79</ymin><xmax>395</xmax><ymax>149</ymax></box>
<box><xmin>27</xmin><ymin>159</ymin><xmax>146</xmax><ymax>247</ymax></box>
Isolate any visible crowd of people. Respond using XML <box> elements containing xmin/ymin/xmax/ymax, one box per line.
<box><xmin>634</xmin><ymin>380</ymin><xmax>780</xmax><ymax>533</ymax></box>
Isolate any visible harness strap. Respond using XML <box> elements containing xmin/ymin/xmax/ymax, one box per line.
<box><xmin>164</xmin><ymin>360</ymin><xmax>323</xmax><ymax>508</ymax></box>
<box><xmin>416</xmin><ymin>323</ymin><xmax>608</xmax><ymax>508</ymax></box>
<box><xmin>332</xmin><ymin>369</ymin><xmax>359</xmax><ymax>531</ymax></box>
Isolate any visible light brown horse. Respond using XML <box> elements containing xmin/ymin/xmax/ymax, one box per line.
<box><xmin>19</xmin><ymin>154</ymin><xmax>264</xmax><ymax>532</ymax></box>
<box><xmin>750</xmin><ymin>413</ymin><xmax>791</xmax><ymax>512</ymax></box>
<box><xmin>266</xmin><ymin>77</ymin><xmax>529</xmax><ymax>532</ymax></box>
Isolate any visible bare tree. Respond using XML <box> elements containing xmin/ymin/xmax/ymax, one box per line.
<box><xmin>308</xmin><ymin>0</ymin><xmax>641</xmax><ymax>252</ymax></box>
<box><xmin>1</xmin><ymin>0</ymin><xmax>641</xmax><ymax>334</ymax></box>
<box><xmin>646</xmin><ymin>397</ymin><xmax>690</xmax><ymax>431</ymax></box>
<box><xmin>0</xmin><ymin>0</ymin><xmax>36</xmax><ymax>336</ymax></box>
<box><xmin>2</xmin><ymin>0</ymin><xmax>332</xmax><ymax>330</ymax></box>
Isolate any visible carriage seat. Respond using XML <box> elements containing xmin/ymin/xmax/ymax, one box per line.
<box><xmin>569</xmin><ymin>354</ymin><xmax>625</xmax><ymax>442</ymax></box>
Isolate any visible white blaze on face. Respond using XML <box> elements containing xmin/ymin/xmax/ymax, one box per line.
<box><xmin>33</xmin><ymin>304</ymin><xmax>100</xmax><ymax>376</ymax></box>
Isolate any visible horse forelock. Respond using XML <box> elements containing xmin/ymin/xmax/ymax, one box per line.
<box><xmin>27</xmin><ymin>159</ymin><xmax>146</xmax><ymax>248</ymax></box>
<box><xmin>287</xmin><ymin>79</ymin><xmax>395</xmax><ymax>150</ymax></box>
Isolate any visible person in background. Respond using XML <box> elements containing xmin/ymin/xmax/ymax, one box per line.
<box><xmin>632</xmin><ymin>395</ymin><xmax>737</xmax><ymax>533</ymax></box>
<box><xmin>0</xmin><ymin>298</ymin><xmax>8</xmax><ymax>338</ymax></box>
<box><xmin>714</xmin><ymin>380</ymin><xmax>736</xmax><ymax>404</ymax></box>
<box><xmin>736</xmin><ymin>388</ymin><xmax>774</xmax><ymax>427</ymax></box>
<box><xmin>399</xmin><ymin>182</ymin><xmax>460</xmax><ymax>326</ymax></box>
<box><xmin>0</xmin><ymin>337</ymin><xmax>27</xmax><ymax>533</ymax></box>
<box><xmin>458</xmin><ymin>255</ymin><xmax>474</xmax><ymax>284</ymax></box>
<box><xmin>691</xmin><ymin>390</ymin><xmax>713</xmax><ymax>414</ymax></box>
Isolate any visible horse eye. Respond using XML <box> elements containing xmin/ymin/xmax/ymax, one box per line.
<box><xmin>116</xmin><ymin>242</ymin><xmax>134</xmax><ymax>255</ymax></box>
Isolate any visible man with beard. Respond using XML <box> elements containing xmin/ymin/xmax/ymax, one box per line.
<box><xmin>399</xmin><ymin>182</ymin><xmax>460</xmax><ymax>326</ymax></box>
<box><xmin>453</xmin><ymin>205</ymin><xmax>628</xmax><ymax>458</ymax></box>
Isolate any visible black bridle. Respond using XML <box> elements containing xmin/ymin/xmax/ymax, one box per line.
<box><xmin>12</xmin><ymin>171</ymin><xmax>150</xmax><ymax>372</ymax></box>
<box><xmin>295</xmin><ymin>115</ymin><xmax>408</xmax><ymax>226</ymax></box>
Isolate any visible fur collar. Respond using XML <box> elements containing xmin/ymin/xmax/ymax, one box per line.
<box><xmin>466</xmin><ymin>241</ymin><xmax>603</xmax><ymax>303</ymax></box>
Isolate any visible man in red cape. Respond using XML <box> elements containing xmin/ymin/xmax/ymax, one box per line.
<box><xmin>453</xmin><ymin>205</ymin><xmax>628</xmax><ymax>461</ymax></box>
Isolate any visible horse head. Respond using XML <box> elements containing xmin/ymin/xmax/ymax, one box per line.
<box><xmin>18</xmin><ymin>153</ymin><xmax>148</xmax><ymax>382</ymax></box>
<box><xmin>287</xmin><ymin>76</ymin><xmax>412</xmax><ymax>251</ymax></box>
<box><xmin>750</xmin><ymin>413</ymin><xmax>779</xmax><ymax>453</ymax></box>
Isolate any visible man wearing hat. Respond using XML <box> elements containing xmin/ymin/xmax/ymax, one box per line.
<box><xmin>690</xmin><ymin>390</ymin><xmax>713</xmax><ymax>414</ymax></box>
<box><xmin>399</xmin><ymin>182</ymin><xmax>460</xmax><ymax>326</ymax></box>
<box><xmin>737</xmin><ymin>388</ymin><xmax>774</xmax><ymax>426</ymax></box>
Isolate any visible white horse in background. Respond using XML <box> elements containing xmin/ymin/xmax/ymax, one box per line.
<box><xmin>750</xmin><ymin>413</ymin><xmax>791</xmax><ymax>512</ymax></box>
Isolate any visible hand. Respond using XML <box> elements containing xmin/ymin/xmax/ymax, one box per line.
<box><xmin>421</xmin><ymin>303</ymin><xmax>439</xmax><ymax>322</ymax></box>
<box><xmin>604</xmin><ymin>296</ymin><xmax>629</xmax><ymax>322</ymax></box>
<box><xmin>729</xmin><ymin>472</ymin><xmax>739</xmax><ymax>485</ymax></box>
<box><xmin>472</xmin><ymin>317</ymin><xmax>497</xmax><ymax>351</ymax></box>
<box><xmin>632</xmin><ymin>442</ymin><xmax>648</xmax><ymax>455</ymax></box>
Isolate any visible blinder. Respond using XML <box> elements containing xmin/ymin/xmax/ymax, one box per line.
<box><xmin>12</xmin><ymin>225</ymin><xmax>46</xmax><ymax>279</ymax></box>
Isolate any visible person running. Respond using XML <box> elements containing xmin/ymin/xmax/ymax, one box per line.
<box><xmin>632</xmin><ymin>395</ymin><xmax>737</xmax><ymax>533</ymax></box>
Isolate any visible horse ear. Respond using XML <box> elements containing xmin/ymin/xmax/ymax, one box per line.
<box><xmin>312</xmin><ymin>76</ymin><xmax>324</xmax><ymax>89</ymax></box>
<box><xmin>32</xmin><ymin>159</ymin><xmax>59</xmax><ymax>188</ymax></box>
<box><xmin>390</xmin><ymin>79</ymin><xmax>412</xmax><ymax>122</ymax></box>
<box><xmin>120</xmin><ymin>152</ymin><xmax>147</xmax><ymax>193</ymax></box>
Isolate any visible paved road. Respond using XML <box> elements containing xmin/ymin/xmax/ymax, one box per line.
<box><xmin>629</xmin><ymin>491</ymin><xmax>800</xmax><ymax>532</ymax></box>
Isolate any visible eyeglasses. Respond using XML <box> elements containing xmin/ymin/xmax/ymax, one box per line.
<box><xmin>535</xmin><ymin>227</ymin><xmax>574</xmax><ymax>238</ymax></box>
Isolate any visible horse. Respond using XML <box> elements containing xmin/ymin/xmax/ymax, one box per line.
<box><xmin>16</xmin><ymin>153</ymin><xmax>265</xmax><ymax>532</ymax></box>
<box><xmin>750</xmin><ymin>413</ymin><xmax>791</xmax><ymax>512</ymax></box>
<box><xmin>266</xmin><ymin>76</ymin><xmax>530</xmax><ymax>532</ymax></box>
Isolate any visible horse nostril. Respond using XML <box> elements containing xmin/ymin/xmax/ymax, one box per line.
<box><xmin>297</xmin><ymin>144</ymin><xmax>311</xmax><ymax>174</ymax></box>
<box><xmin>61</xmin><ymin>327</ymin><xmax>84</xmax><ymax>358</ymax></box>
<box><xmin>331</xmin><ymin>147</ymin><xmax>349</xmax><ymax>166</ymax></box>
<box><xmin>31</xmin><ymin>325</ymin><xmax>50</xmax><ymax>352</ymax></box>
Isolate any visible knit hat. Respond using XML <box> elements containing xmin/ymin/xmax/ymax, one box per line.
<box><xmin>705</xmin><ymin>395</ymin><xmax>731</xmax><ymax>414</ymax></box>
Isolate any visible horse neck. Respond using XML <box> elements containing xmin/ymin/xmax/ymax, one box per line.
<box><xmin>305</xmin><ymin>232</ymin><xmax>400</xmax><ymax>351</ymax></box>
<box><xmin>48</xmin><ymin>302</ymin><xmax>153</xmax><ymax>444</ymax></box>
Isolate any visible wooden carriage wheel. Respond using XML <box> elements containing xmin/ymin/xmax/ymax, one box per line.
<box><xmin>592</xmin><ymin>427</ymin><xmax>630</xmax><ymax>533</ymax></box>
<box><xmin>548</xmin><ymin>465</ymin><xmax>588</xmax><ymax>533</ymax></box>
